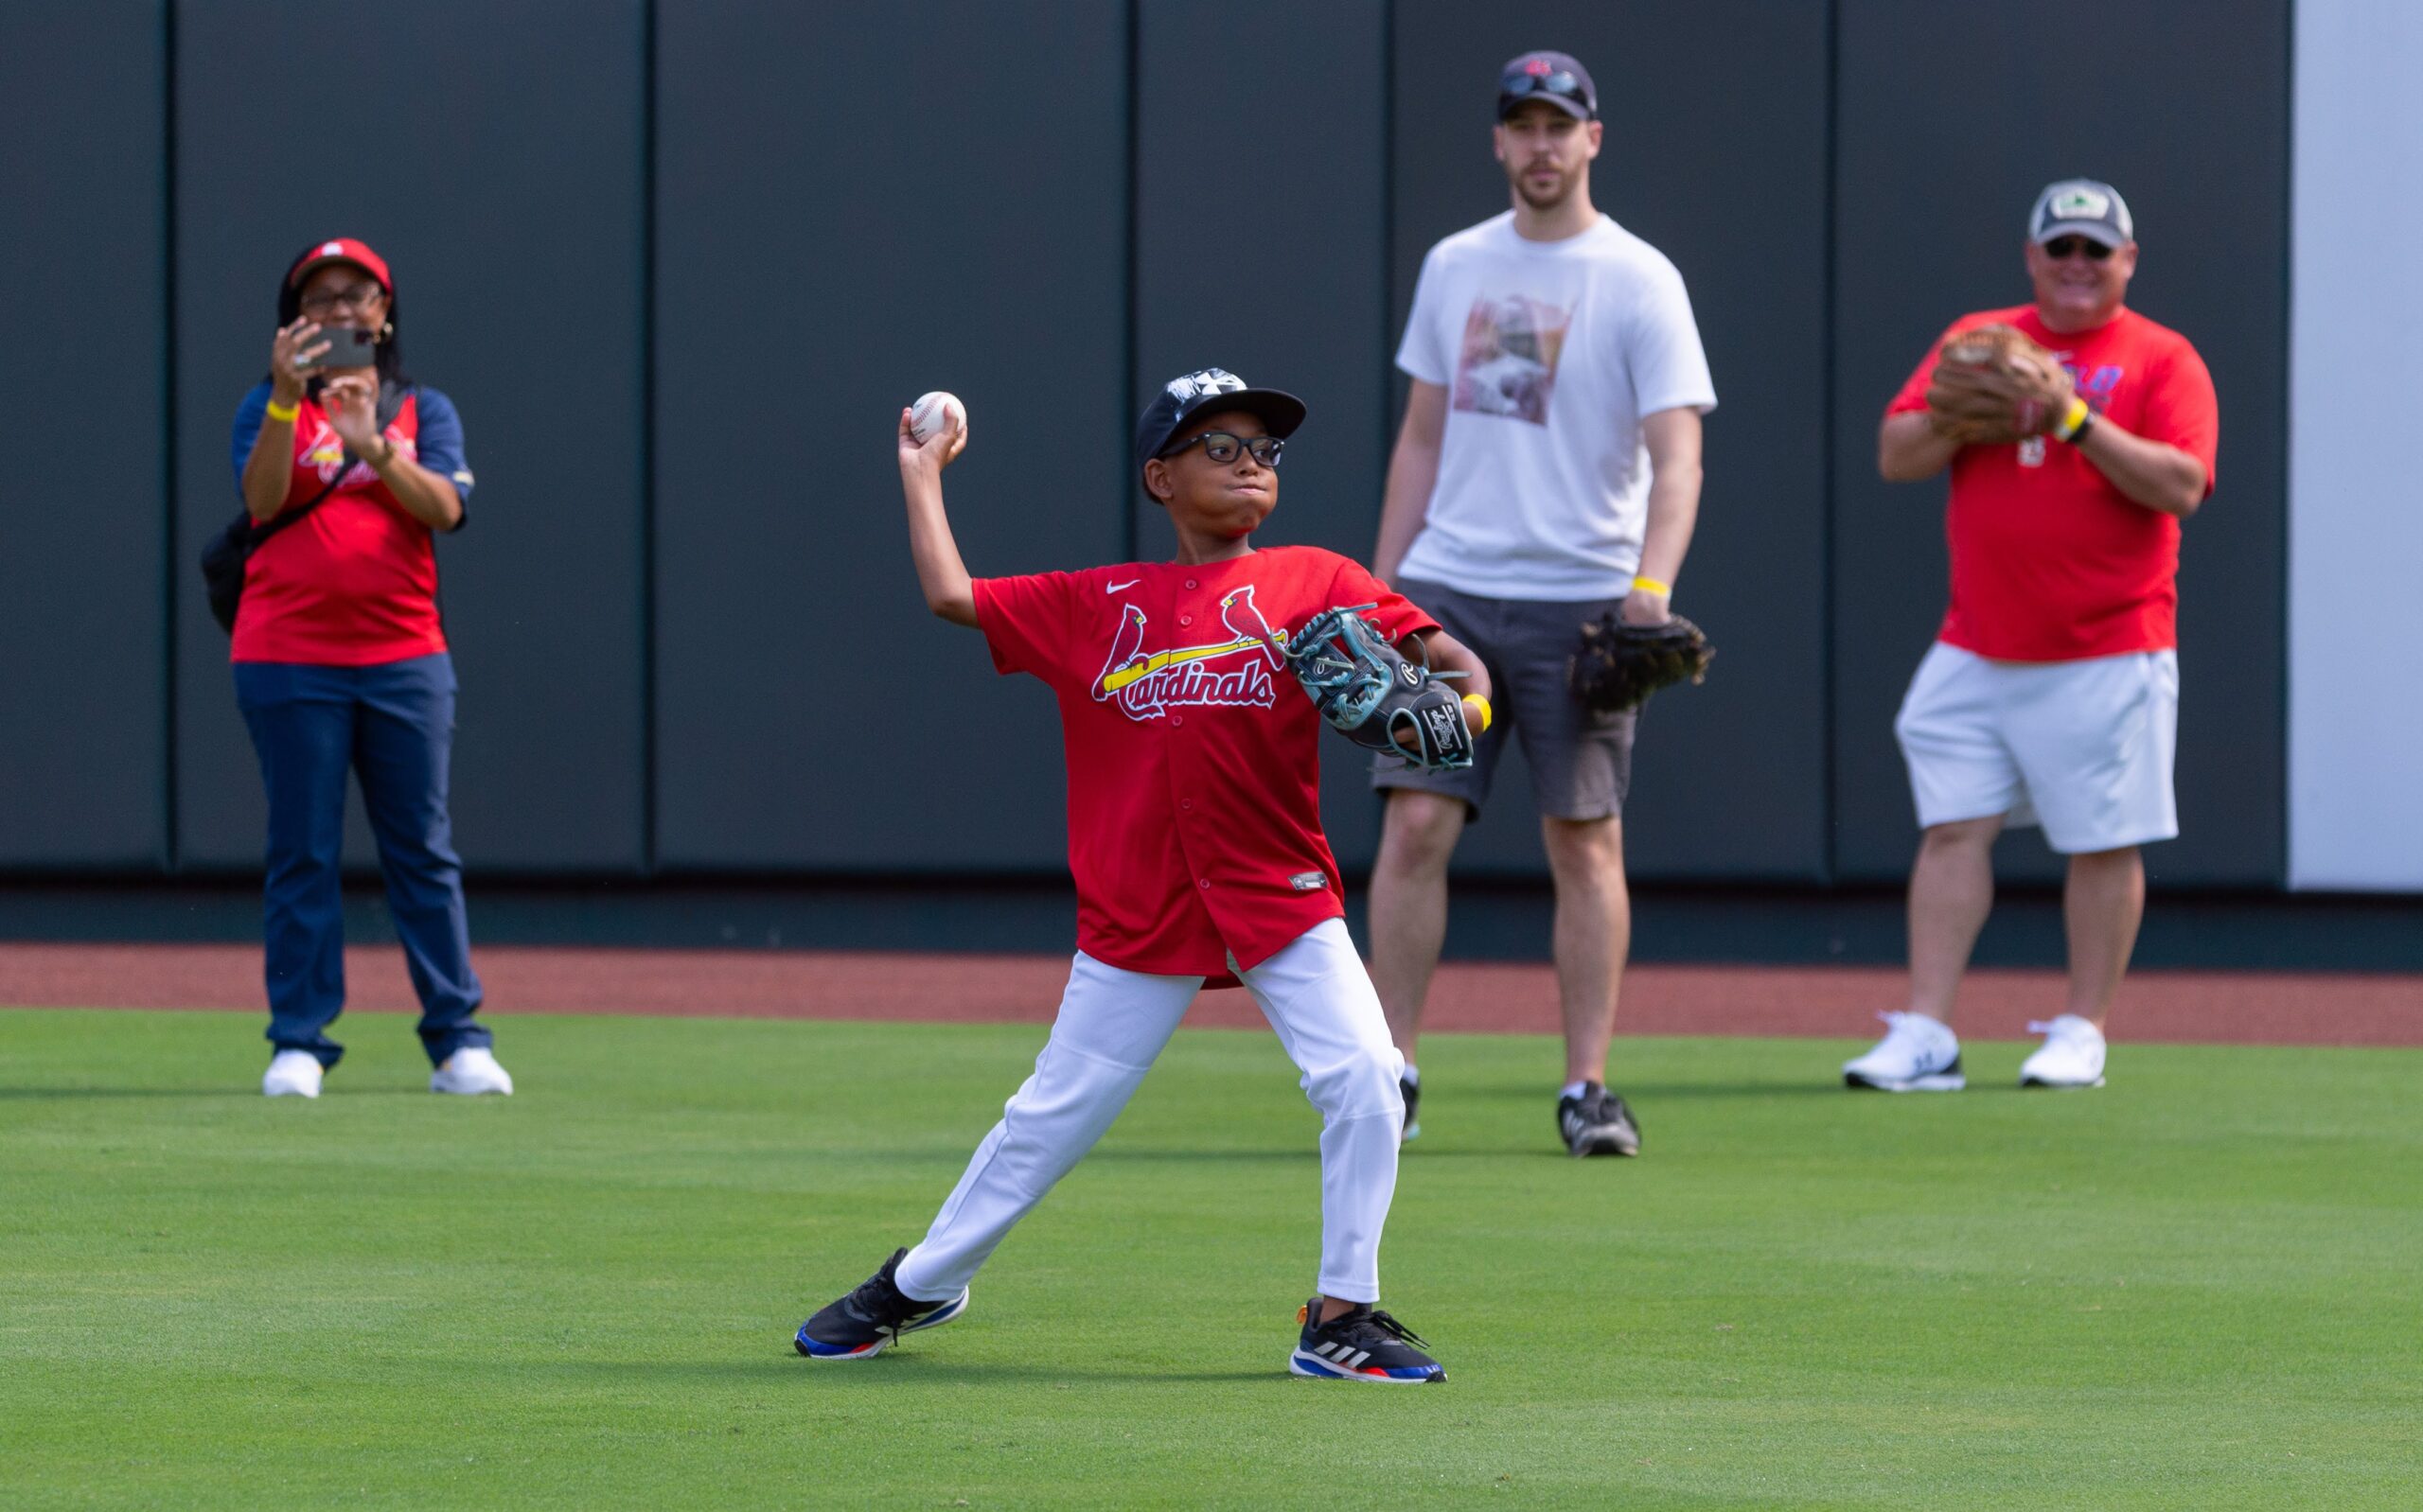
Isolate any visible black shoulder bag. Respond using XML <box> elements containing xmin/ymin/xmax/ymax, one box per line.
<box><xmin>199</xmin><ymin>461</ymin><xmax>350</xmax><ymax>633</ymax></box>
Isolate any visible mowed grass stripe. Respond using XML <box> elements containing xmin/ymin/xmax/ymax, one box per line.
<box><xmin>1</xmin><ymin>1010</ymin><xmax>2416</xmax><ymax>1510</ymax></box>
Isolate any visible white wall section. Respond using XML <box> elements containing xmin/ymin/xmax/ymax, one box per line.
<box><xmin>2289</xmin><ymin>0</ymin><xmax>2423</xmax><ymax>889</ymax></box>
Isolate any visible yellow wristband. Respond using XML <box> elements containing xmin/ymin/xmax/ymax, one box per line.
<box><xmin>1631</xmin><ymin>575</ymin><xmax>1672</xmax><ymax>597</ymax></box>
<box><xmin>2053</xmin><ymin>396</ymin><xmax>2091</xmax><ymax>442</ymax></box>
<box><xmin>1460</xmin><ymin>694</ymin><xmax>1493</xmax><ymax>734</ymax></box>
<box><xmin>264</xmin><ymin>398</ymin><xmax>300</xmax><ymax>424</ymax></box>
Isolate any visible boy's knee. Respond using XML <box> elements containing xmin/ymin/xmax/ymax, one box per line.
<box><xmin>1306</xmin><ymin>1043</ymin><xmax>1405</xmax><ymax>1122</ymax></box>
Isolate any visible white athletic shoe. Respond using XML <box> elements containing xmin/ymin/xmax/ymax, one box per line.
<box><xmin>2020</xmin><ymin>1015</ymin><xmax>2107</xmax><ymax>1088</ymax></box>
<box><xmin>431</xmin><ymin>1046</ymin><xmax>514</xmax><ymax>1096</ymax></box>
<box><xmin>263</xmin><ymin>1050</ymin><xmax>324</xmax><ymax>1099</ymax></box>
<box><xmin>1841</xmin><ymin>1011</ymin><xmax>1966</xmax><ymax>1092</ymax></box>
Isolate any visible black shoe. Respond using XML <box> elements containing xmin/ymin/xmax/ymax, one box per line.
<box><xmin>1289</xmin><ymin>1298</ymin><xmax>1446</xmax><ymax>1383</ymax></box>
<box><xmin>793</xmin><ymin>1247</ymin><xmax>969</xmax><ymax>1361</ymax></box>
<box><xmin>1400</xmin><ymin>1073</ymin><xmax>1422</xmax><ymax>1142</ymax></box>
<box><xmin>1558</xmin><ymin>1082</ymin><xmax>1641</xmax><ymax>1157</ymax></box>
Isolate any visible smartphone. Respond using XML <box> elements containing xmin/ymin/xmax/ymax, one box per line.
<box><xmin>296</xmin><ymin>325</ymin><xmax>379</xmax><ymax>370</ymax></box>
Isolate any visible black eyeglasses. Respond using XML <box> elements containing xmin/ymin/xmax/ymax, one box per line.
<box><xmin>2041</xmin><ymin>237</ymin><xmax>2115</xmax><ymax>262</ymax></box>
<box><xmin>1499</xmin><ymin>70</ymin><xmax>1588</xmax><ymax>113</ymax></box>
<box><xmin>299</xmin><ymin>282</ymin><xmax>384</xmax><ymax>315</ymax></box>
<box><xmin>1165</xmin><ymin>431</ymin><xmax>1284</xmax><ymax>467</ymax></box>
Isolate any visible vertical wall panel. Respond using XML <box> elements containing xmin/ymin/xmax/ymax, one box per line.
<box><xmin>1832</xmin><ymin>0</ymin><xmax>2290</xmax><ymax>887</ymax></box>
<box><xmin>1136</xmin><ymin>0</ymin><xmax>1392</xmax><ymax>868</ymax></box>
<box><xmin>653</xmin><ymin>1</ymin><xmax>1128</xmax><ymax>871</ymax></box>
<box><xmin>0</xmin><ymin>5</ymin><xmax>168</xmax><ymax>868</ymax></box>
<box><xmin>1391</xmin><ymin>1</ymin><xmax>1832</xmax><ymax>882</ymax></box>
<box><xmin>171</xmin><ymin>0</ymin><xmax>648</xmax><ymax>874</ymax></box>
<box><xmin>2288</xmin><ymin>0</ymin><xmax>2423</xmax><ymax>890</ymax></box>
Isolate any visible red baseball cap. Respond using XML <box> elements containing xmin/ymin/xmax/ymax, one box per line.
<box><xmin>287</xmin><ymin>237</ymin><xmax>393</xmax><ymax>293</ymax></box>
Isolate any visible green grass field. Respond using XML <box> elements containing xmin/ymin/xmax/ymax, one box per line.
<box><xmin>3</xmin><ymin>1009</ymin><xmax>2417</xmax><ymax>1510</ymax></box>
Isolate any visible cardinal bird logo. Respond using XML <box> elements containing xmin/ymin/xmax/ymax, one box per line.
<box><xmin>1090</xmin><ymin>586</ymin><xmax>1283</xmax><ymax>722</ymax></box>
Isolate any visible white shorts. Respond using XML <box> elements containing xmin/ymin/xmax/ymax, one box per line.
<box><xmin>1894</xmin><ymin>642</ymin><xmax>2179</xmax><ymax>853</ymax></box>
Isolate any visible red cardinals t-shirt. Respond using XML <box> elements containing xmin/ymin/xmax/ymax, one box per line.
<box><xmin>1887</xmin><ymin>306</ymin><xmax>2219</xmax><ymax>661</ymax></box>
<box><xmin>226</xmin><ymin>380</ymin><xmax>474</xmax><ymax>665</ymax></box>
<box><xmin>975</xmin><ymin>545</ymin><xmax>1436</xmax><ymax>979</ymax></box>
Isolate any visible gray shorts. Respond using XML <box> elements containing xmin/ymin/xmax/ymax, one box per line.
<box><xmin>1371</xmin><ymin>579</ymin><xmax>1638</xmax><ymax>821</ymax></box>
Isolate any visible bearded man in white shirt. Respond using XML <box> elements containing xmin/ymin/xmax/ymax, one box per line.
<box><xmin>1370</xmin><ymin>50</ymin><xmax>1716</xmax><ymax>1158</ymax></box>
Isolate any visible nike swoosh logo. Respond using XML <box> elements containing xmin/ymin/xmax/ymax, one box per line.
<box><xmin>1107</xmin><ymin>579</ymin><xmax>1141</xmax><ymax>593</ymax></box>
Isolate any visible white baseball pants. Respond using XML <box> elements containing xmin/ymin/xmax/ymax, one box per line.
<box><xmin>893</xmin><ymin>917</ymin><xmax>1406</xmax><ymax>1305</ymax></box>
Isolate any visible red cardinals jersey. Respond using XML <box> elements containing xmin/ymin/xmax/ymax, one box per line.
<box><xmin>227</xmin><ymin>380</ymin><xmax>473</xmax><ymax>665</ymax></box>
<box><xmin>975</xmin><ymin>545</ymin><xmax>1436</xmax><ymax>979</ymax></box>
<box><xmin>1887</xmin><ymin>306</ymin><xmax>2219</xmax><ymax>661</ymax></box>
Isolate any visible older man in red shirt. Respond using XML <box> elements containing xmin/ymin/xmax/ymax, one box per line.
<box><xmin>1844</xmin><ymin>180</ymin><xmax>2220</xmax><ymax>1095</ymax></box>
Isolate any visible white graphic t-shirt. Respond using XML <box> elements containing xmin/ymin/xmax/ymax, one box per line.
<box><xmin>1396</xmin><ymin>211</ymin><xmax>1716</xmax><ymax>600</ymax></box>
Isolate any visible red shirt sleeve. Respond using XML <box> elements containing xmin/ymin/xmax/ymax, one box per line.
<box><xmin>1329</xmin><ymin>556</ymin><xmax>1439</xmax><ymax>646</ymax></box>
<box><xmin>2135</xmin><ymin>335</ymin><xmax>2220</xmax><ymax>496</ymax></box>
<box><xmin>1885</xmin><ymin>320</ymin><xmax>1972</xmax><ymax>417</ymax></box>
<box><xmin>972</xmin><ymin>572</ymin><xmax>1083</xmax><ymax>680</ymax></box>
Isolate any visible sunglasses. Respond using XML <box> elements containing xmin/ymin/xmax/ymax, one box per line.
<box><xmin>2041</xmin><ymin>237</ymin><xmax>2115</xmax><ymax>261</ymax></box>
<box><xmin>1165</xmin><ymin>431</ymin><xmax>1285</xmax><ymax>467</ymax></box>
<box><xmin>1499</xmin><ymin>70</ymin><xmax>1588</xmax><ymax>110</ymax></box>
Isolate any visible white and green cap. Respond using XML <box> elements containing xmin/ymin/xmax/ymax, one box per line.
<box><xmin>2028</xmin><ymin>178</ymin><xmax>2134</xmax><ymax>247</ymax></box>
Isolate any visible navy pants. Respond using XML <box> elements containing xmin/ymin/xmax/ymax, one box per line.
<box><xmin>235</xmin><ymin>653</ymin><xmax>489</xmax><ymax>1069</ymax></box>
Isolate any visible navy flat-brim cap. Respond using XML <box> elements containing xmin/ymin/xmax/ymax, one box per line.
<box><xmin>1135</xmin><ymin>367</ymin><xmax>1307</xmax><ymax>473</ymax></box>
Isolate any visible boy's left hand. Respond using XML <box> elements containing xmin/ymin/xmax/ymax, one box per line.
<box><xmin>898</xmin><ymin>407</ymin><xmax>967</xmax><ymax>472</ymax></box>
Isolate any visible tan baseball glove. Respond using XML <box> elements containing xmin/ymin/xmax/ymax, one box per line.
<box><xmin>1924</xmin><ymin>324</ymin><xmax>2075</xmax><ymax>446</ymax></box>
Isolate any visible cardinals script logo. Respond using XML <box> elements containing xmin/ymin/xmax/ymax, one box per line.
<box><xmin>1092</xmin><ymin>584</ymin><xmax>1288</xmax><ymax>721</ymax></box>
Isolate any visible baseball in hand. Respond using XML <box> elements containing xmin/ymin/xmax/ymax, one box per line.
<box><xmin>908</xmin><ymin>391</ymin><xmax>967</xmax><ymax>446</ymax></box>
<box><xmin>1462</xmin><ymin>694</ymin><xmax>1493</xmax><ymax>734</ymax></box>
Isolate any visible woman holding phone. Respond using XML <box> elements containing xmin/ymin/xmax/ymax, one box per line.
<box><xmin>231</xmin><ymin>237</ymin><xmax>510</xmax><ymax>1099</ymax></box>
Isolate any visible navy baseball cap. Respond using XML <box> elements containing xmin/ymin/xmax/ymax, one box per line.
<box><xmin>1135</xmin><ymin>367</ymin><xmax>1306</xmax><ymax>477</ymax></box>
<box><xmin>1497</xmin><ymin>50</ymin><xmax>1597</xmax><ymax>121</ymax></box>
<box><xmin>2029</xmin><ymin>179</ymin><xmax>2134</xmax><ymax>248</ymax></box>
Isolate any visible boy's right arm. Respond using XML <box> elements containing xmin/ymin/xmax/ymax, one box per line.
<box><xmin>897</xmin><ymin>406</ymin><xmax>977</xmax><ymax>627</ymax></box>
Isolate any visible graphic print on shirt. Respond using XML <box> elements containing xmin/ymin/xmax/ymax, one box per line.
<box><xmin>1452</xmin><ymin>293</ymin><xmax>1575</xmax><ymax>426</ymax></box>
<box><xmin>2018</xmin><ymin>356</ymin><xmax>2126</xmax><ymax>469</ymax></box>
<box><xmin>301</xmin><ymin>419</ymin><xmax>413</xmax><ymax>487</ymax></box>
<box><xmin>1091</xmin><ymin>584</ymin><xmax>1290</xmax><ymax>722</ymax></box>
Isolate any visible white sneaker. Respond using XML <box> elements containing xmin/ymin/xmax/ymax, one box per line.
<box><xmin>2020</xmin><ymin>1015</ymin><xmax>2107</xmax><ymax>1088</ymax></box>
<box><xmin>1842</xmin><ymin>1011</ymin><xmax>1966</xmax><ymax>1092</ymax></box>
<box><xmin>431</xmin><ymin>1046</ymin><xmax>514</xmax><ymax>1096</ymax></box>
<box><xmin>263</xmin><ymin>1050</ymin><xmax>324</xmax><ymax>1099</ymax></box>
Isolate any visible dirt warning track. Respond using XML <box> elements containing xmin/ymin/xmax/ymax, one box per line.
<box><xmin>2</xmin><ymin>942</ymin><xmax>2418</xmax><ymax>1046</ymax></box>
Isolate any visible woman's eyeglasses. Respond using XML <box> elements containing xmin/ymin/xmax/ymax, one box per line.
<box><xmin>1164</xmin><ymin>431</ymin><xmax>1285</xmax><ymax>467</ymax></box>
<box><xmin>2041</xmin><ymin>237</ymin><xmax>2115</xmax><ymax>262</ymax></box>
<box><xmin>299</xmin><ymin>283</ymin><xmax>384</xmax><ymax>315</ymax></box>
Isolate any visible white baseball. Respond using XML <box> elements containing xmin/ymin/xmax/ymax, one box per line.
<box><xmin>908</xmin><ymin>390</ymin><xmax>966</xmax><ymax>445</ymax></box>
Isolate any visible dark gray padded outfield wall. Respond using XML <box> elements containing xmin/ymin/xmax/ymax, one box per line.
<box><xmin>0</xmin><ymin>1</ymin><xmax>168</xmax><ymax>870</ymax></box>
<box><xmin>169</xmin><ymin>1</ymin><xmax>648</xmax><ymax>875</ymax></box>
<box><xmin>652</xmin><ymin>1</ymin><xmax>1128</xmax><ymax>873</ymax></box>
<box><xmin>1831</xmin><ymin>0</ymin><xmax>2290</xmax><ymax>888</ymax></box>
<box><xmin>0</xmin><ymin>0</ymin><xmax>2298</xmax><ymax>899</ymax></box>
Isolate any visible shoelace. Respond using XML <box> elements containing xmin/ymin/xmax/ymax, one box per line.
<box><xmin>1335</xmin><ymin>1309</ymin><xmax>1429</xmax><ymax>1351</ymax></box>
<box><xmin>840</xmin><ymin>1271</ymin><xmax>919</xmax><ymax>1329</ymax></box>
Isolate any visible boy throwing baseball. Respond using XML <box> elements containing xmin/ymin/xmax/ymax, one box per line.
<box><xmin>792</xmin><ymin>368</ymin><xmax>1490</xmax><ymax>1382</ymax></box>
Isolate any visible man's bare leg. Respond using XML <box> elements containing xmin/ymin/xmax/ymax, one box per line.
<box><xmin>1540</xmin><ymin>815</ymin><xmax>1627</xmax><ymax>1086</ymax></box>
<box><xmin>2061</xmin><ymin>846</ymin><xmax>2143</xmax><ymax>1029</ymax></box>
<box><xmin>1907</xmin><ymin>816</ymin><xmax>2004</xmax><ymax>1029</ymax></box>
<box><xmin>1368</xmin><ymin>791</ymin><xmax>1466</xmax><ymax>1066</ymax></box>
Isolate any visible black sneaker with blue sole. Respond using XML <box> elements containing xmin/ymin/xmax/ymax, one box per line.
<box><xmin>1288</xmin><ymin>1299</ymin><xmax>1446</xmax><ymax>1383</ymax></box>
<box><xmin>794</xmin><ymin>1247</ymin><xmax>968</xmax><ymax>1361</ymax></box>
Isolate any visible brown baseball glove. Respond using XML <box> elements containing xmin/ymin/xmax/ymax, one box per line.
<box><xmin>1923</xmin><ymin>324</ymin><xmax>2075</xmax><ymax>445</ymax></box>
<box><xmin>1569</xmin><ymin>612</ymin><xmax>1714</xmax><ymax>714</ymax></box>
